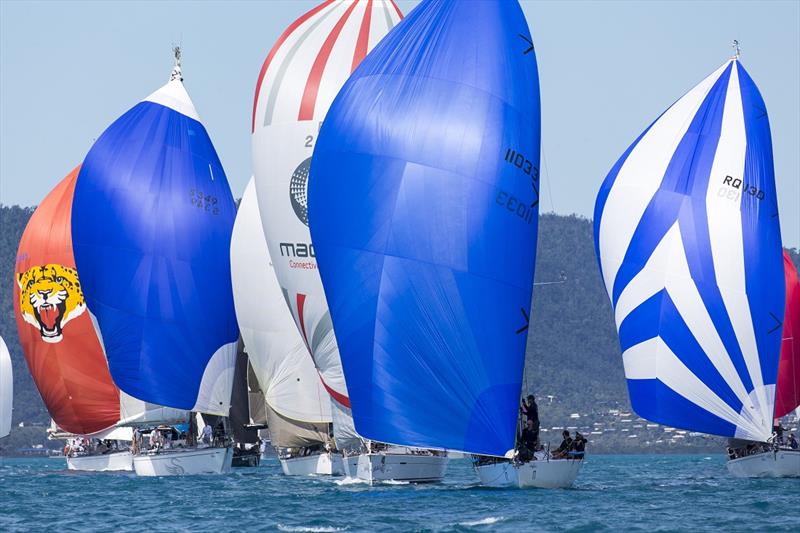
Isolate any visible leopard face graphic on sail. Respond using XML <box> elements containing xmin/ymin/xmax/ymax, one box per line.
<box><xmin>17</xmin><ymin>264</ymin><xmax>86</xmax><ymax>343</ymax></box>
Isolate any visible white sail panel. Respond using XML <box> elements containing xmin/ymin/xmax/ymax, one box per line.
<box><xmin>117</xmin><ymin>390</ymin><xmax>189</xmax><ymax>427</ymax></box>
<box><xmin>251</xmin><ymin>0</ymin><xmax>402</xmax><ymax>447</ymax></box>
<box><xmin>0</xmin><ymin>336</ymin><xmax>11</xmax><ymax>438</ymax></box>
<box><xmin>231</xmin><ymin>178</ymin><xmax>331</xmax><ymax>425</ymax></box>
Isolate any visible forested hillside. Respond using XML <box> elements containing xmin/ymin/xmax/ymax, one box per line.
<box><xmin>1</xmin><ymin>204</ymin><xmax>798</xmax><ymax>453</ymax></box>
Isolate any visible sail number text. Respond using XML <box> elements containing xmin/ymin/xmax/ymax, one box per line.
<box><xmin>718</xmin><ymin>175</ymin><xmax>765</xmax><ymax>202</ymax></box>
<box><xmin>190</xmin><ymin>189</ymin><xmax>220</xmax><ymax>215</ymax></box>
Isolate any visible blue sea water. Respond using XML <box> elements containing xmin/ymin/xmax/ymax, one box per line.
<box><xmin>0</xmin><ymin>454</ymin><xmax>796</xmax><ymax>532</ymax></box>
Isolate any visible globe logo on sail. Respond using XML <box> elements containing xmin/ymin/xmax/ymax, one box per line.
<box><xmin>289</xmin><ymin>157</ymin><xmax>311</xmax><ymax>226</ymax></box>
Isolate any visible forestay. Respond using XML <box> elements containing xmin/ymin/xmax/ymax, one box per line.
<box><xmin>230</xmin><ymin>179</ymin><xmax>331</xmax><ymax>433</ymax></box>
<box><xmin>14</xmin><ymin>168</ymin><xmax>121</xmax><ymax>435</ymax></box>
<box><xmin>72</xmin><ymin>65</ymin><xmax>239</xmax><ymax>416</ymax></box>
<box><xmin>251</xmin><ymin>0</ymin><xmax>402</xmax><ymax>449</ymax></box>
<box><xmin>308</xmin><ymin>0</ymin><xmax>541</xmax><ymax>457</ymax></box>
<box><xmin>594</xmin><ymin>59</ymin><xmax>784</xmax><ymax>442</ymax></box>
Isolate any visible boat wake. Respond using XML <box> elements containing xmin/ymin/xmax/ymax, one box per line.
<box><xmin>333</xmin><ymin>476</ymin><xmax>368</xmax><ymax>486</ymax></box>
<box><xmin>458</xmin><ymin>516</ymin><xmax>506</xmax><ymax>527</ymax></box>
<box><xmin>379</xmin><ymin>479</ymin><xmax>410</xmax><ymax>485</ymax></box>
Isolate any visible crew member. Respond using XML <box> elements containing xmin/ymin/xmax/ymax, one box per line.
<box><xmin>518</xmin><ymin>419</ymin><xmax>538</xmax><ymax>461</ymax></box>
<box><xmin>552</xmin><ymin>430</ymin><xmax>572</xmax><ymax>459</ymax></box>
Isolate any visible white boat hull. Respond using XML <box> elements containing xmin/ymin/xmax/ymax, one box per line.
<box><xmin>280</xmin><ymin>451</ymin><xmax>344</xmax><ymax>476</ymax></box>
<box><xmin>342</xmin><ymin>454</ymin><xmax>360</xmax><ymax>478</ymax></box>
<box><xmin>356</xmin><ymin>451</ymin><xmax>448</xmax><ymax>483</ymax></box>
<box><xmin>66</xmin><ymin>451</ymin><xmax>133</xmax><ymax>472</ymax></box>
<box><xmin>133</xmin><ymin>447</ymin><xmax>232</xmax><ymax>476</ymax></box>
<box><xmin>726</xmin><ymin>449</ymin><xmax>800</xmax><ymax>478</ymax></box>
<box><xmin>475</xmin><ymin>459</ymin><xmax>583</xmax><ymax>489</ymax></box>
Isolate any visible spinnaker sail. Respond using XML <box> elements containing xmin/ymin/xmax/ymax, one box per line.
<box><xmin>0</xmin><ymin>336</ymin><xmax>11</xmax><ymax>438</ymax></box>
<box><xmin>251</xmin><ymin>0</ymin><xmax>402</xmax><ymax>449</ymax></box>
<box><xmin>594</xmin><ymin>59</ymin><xmax>784</xmax><ymax>442</ymax></box>
<box><xmin>308</xmin><ymin>0</ymin><xmax>541</xmax><ymax>457</ymax></box>
<box><xmin>775</xmin><ymin>251</ymin><xmax>799</xmax><ymax>418</ymax></box>
<box><xmin>230</xmin><ymin>178</ymin><xmax>331</xmax><ymax>448</ymax></box>
<box><xmin>14</xmin><ymin>167</ymin><xmax>120</xmax><ymax>435</ymax></box>
<box><xmin>71</xmin><ymin>59</ymin><xmax>239</xmax><ymax>416</ymax></box>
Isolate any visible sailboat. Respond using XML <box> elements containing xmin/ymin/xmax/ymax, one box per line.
<box><xmin>251</xmin><ymin>0</ymin><xmax>403</xmax><ymax>476</ymax></box>
<box><xmin>307</xmin><ymin>0</ymin><xmax>563</xmax><ymax>486</ymax></box>
<box><xmin>727</xmin><ymin>251</ymin><xmax>800</xmax><ymax>476</ymax></box>
<box><xmin>14</xmin><ymin>166</ymin><xmax>133</xmax><ymax>471</ymax></box>
<box><xmin>71</xmin><ymin>49</ymin><xmax>240</xmax><ymax>476</ymax></box>
<box><xmin>594</xmin><ymin>52</ymin><xmax>798</xmax><ymax>477</ymax></box>
<box><xmin>232</xmin><ymin>178</ymin><xmax>338</xmax><ymax>475</ymax></box>
<box><xmin>0</xmin><ymin>336</ymin><xmax>12</xmax><ymax>440</ymax></box>
<box><xmin>228</xmin><ymin>343</ymin><xmax>262</xmax><ymax>468</ymax></box>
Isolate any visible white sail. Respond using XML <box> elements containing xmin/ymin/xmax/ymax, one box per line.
<box><xmin>252</xmin><ymin>0</ymin><xmax>401</xmax><ymax>450</ymax></box>
<box><xmin>232</xmin><ymin>178</ymin><xmax>332</xmax><ymax>426</ymax></box>
<box><xmin>117</xmin><ymin>390</ymin><xmax>189</xmax><ymax>428</ymax></box>
<box><xmin>0</xmin><ymin>336</ymin><xmax>12</xmax><ymax>438</ymax></box>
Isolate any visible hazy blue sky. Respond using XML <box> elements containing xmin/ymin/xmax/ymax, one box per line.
<box><xmin>1</xmin><ymin>0</ymin><xmax>798</xmax><ymax>245</ymax></box>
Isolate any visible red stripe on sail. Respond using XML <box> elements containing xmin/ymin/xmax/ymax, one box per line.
<box><xmin>319</xmin><ymin>372</ymin><xmax>351</xmax><ymax>408</ymax></box>
<box><xmin>296</xmin><ymin>293</ymin><xmax>309</xmax><ymax>346</ymax></box>
<box><xmin>251</xmin><ymin>0</ymin><xmax>336</xmax><ymax>132</ymax></box>
<box><xmin>775</xmin><ymin>251</ymin><xmax>800</xmax><ymax>418</ymax></box>
<box><xmin>351</xmin><ymin>0</ymin><xmax>373</xmax><ymax>73</ymax></box>
<box><xmin>388</xmin><ymin>0</ymin><xmax>403</xmax><ymax>20</ymax></box>
<box><xmin>298</xmin><ymin>0</ymin><xmax>360</xmax><ymax>121</ymax></box>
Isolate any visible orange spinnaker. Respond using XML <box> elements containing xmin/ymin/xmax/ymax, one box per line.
<box><xmin>14</xmin><ymin>165</ymin><xmax>120</xmax><ymax>435</ymax></box>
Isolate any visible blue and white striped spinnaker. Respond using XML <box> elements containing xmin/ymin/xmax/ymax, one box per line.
<box><xmin>72</xmin><ymin>61</ymin><xmax>239</xmax><ymax>416</ymax></box>
<box><xmin>308</xmin><ymin>0</ymin><xmax>541</xmax><ymax>457</ymax></box>
<box><xmin>593</xmin><ymin>59</ymin><xmax>784</xmax><ymax>442</ymax></box>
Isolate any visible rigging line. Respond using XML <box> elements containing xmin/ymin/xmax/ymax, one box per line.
<box><xmin>541</xmin><ymin>142</ymin><xmax>556</xmax><ymax>213</ymax></box>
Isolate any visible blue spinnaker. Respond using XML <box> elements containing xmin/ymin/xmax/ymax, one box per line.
<box><xmin>308</xmin><ymin>0</ymin><xmax>541</xmax><ymax>456</ymax></box>
<box><xmin>72</xmin><ymin>76</ymin><xmax>239</xmax><ymax>416</ymax></box>
<box><xmin>593</xmin><ymin>60</ymin><xmax>784</xmax><ymax>442</ymax></box>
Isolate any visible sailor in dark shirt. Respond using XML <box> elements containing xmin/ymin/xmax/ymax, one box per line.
<box><xmin>518</xmin><ymin>419</ymin><xmax>538</xmax><ymax>461</ymax></box>
<box><xmin>520</xmin><ymin>395</ymin><xmax>539</xmax><ymax>424</ymax></box>
<box><xmin>552</xmin><ymin>430</ymin><xmax>573</xmax><ymax>459</ymax></box>
<box><xmin>520</xmin><ymin>395</ymin><xmax>540</xmax><ymax>444</ymax></box>
<box><xmin>568</xmin><ymin>432</ymin><xmax>586</xmax><ymax>459</ymax></box>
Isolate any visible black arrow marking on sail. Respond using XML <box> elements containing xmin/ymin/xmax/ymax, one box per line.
<box><xmin>767</xmin><ymin>312</ymin><xmax>782</xmax><ymax>334</ymax></box>
<box><xmin>519</xmin><ymin>34</ymin><xmax>534</xmax><ymax>55</ymax></box>
<box><xmin>516</xmin><ymin>308</ymin><xmax>530</xmax><ymax>334</ymax></box>
<box><xmin>754</xmin><ymin>104</ymin><xmax>767</xmax><ymax>119</ymax></box>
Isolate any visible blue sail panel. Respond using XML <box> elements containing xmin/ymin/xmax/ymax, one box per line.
<box><xmin>72</xmin><ymin>80</ymin><xmax>239</xmax><ymax>415</ymax></box>
<box><xmin>308</xmin><ymin>0</ymin><xmax>540</xmax><ymax>456</ymax></box>
<box><xmin>593</xmin><ymin>60</ymin><xmax>784</xmax><ymax>441</ymax></box>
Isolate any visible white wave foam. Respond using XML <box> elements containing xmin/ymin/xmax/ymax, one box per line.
<box><xmin>380</xmin><ymin>479</ymin><xmax>410</xmax><ymax>485</ymax></box>
<box><xmin>277</xmin><ymin>526</ymin><xmax>347</xmax><ymax>533</ymax></box>
<box><xmin>334</xmin><ymin>476</ymin><xmax>369</xmax><ymax>486</ymax></box>
<box><xmin>458</xmin><ymin>516</ymin><xmax>506</xmax><ymax>527</ymax></box>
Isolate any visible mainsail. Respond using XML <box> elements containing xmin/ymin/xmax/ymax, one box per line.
<box><xmin>775</xmin><ymin>251</ymin><xmax>800</xmax><ymax>418</ymax></box>
<box><xmin>0</xmin><ymin>336</ymin><xmax>11</xmax><ymax>438</ymax></box>
<box><xmin>231</xmin><ymin>178</ymin><xmax>331</xmax><ymax>448</ymax></box>
<box><xmin>251</xmin><ymin>0</ymin><xmax>402</xmax><ymax>449</ymax></box>
<box><xmin>593</xmin><ymin>59</ymin><xmax>785</xmax><ymax>442</ymax></box>
<box><xmin>14</xmin><ymin>167</ymin><xmax>120</xmax><ymax>435</ymax></box>
<box><xmin>308</xmin><ymin>0</ymin><xmax>541</xmax><ymax>457</ymax></box>
<box><xmin>71</xmin><ymin>58</ymin><xmax>239</xmax><ymax>416</ymax></box>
